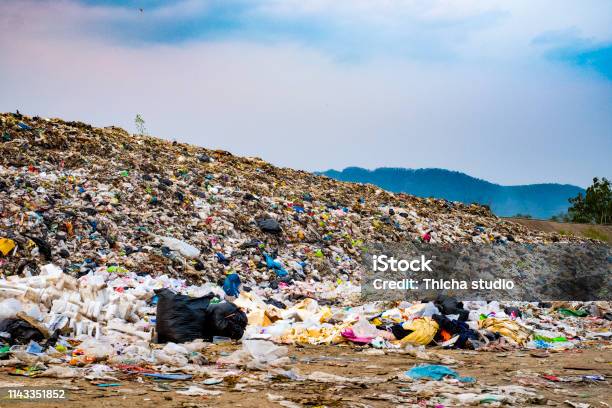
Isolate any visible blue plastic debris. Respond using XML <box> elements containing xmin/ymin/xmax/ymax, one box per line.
<box><xmin>222</xmin><ymin>273</ymin><xmax>241</xmax><ymax>297</ymax></box>
<box><xmin>216</xmin><ymin>252</ymin><xmax>230</xmax><ymax>265</ymax></box>
<box><xmin>264</xmin><ymin>254</ymin><xmax>288</xmax><ymax>277</ymax></box>
<box><xmin>405</xmin><ymin>364</ymin><xmax>475</xmax><ymax>383</ymax></box>
<box><xmin>583</xmin><ymin>375</ymin><xmax>605</xmax><ymax>382</ymax></box>
<box><xmin>533</xmin><ymin>339</ymin><xmax>550</xmax><ymax>349</ymax></box>
<box><xmin>143</xmin><ymin>373</ymin><xmax>192</xmax><ymax>380</ymax></box>
<box><xmin>26</xmin><ymin>341</ymin><xmax>43</xmax><ymax>355</ymax></box>
<box><xmin>265</xmin><ymin>254</ymin><xmax>281</xmax><ymax>269</ymax></box>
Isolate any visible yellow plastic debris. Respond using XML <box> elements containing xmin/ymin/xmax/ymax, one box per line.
<box><xmin>280</xmin><ymin>323</ymin><xmax>349</xmax><ymax>345</ymax></box>
<box><xmin>317</xmin><ymin>306</ymin><xmax>333</xmax><ymax>323</ymax></box>
<box><xmin>0</xmin><ymin>238</ymin><xmax>16</xmax><ymax>256</ymax></box>
<box><xmin>398</xmin><ymin>317</ymin><xmax>439</xmax><ymax>346</ymax></box>
<box><xmin>479</xmin><ymin>317</ymin><xmax>531</xmax><ymax>345</ymax></box>
<box><xmin>247</xmin><ymin>309</ymin><xmax>273</xmax><ymax>327</ymax></box>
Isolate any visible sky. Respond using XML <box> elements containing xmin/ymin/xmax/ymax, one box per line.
<box><xmin>0</xmin><ymin>0</ymin><xmax>610</xmax><ymax>187</ymax></box>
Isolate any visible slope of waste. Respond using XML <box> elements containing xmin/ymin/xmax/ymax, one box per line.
<box><xmin>0</xmin><ymin>113</ymin><xmax>610</xmax><ymax>407</ymax></box>
<box><xmin>0</xmin><ymin>112</ymin><xmax>573</xmax><ymax>285</ymax></box>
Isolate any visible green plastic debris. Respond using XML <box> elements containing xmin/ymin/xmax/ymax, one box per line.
<box><xmin>533</xmin><ymin>334</ymin><xmax>567</xmax><ymax>342</ymax></box>
<box><xmin>107</xmin><ymin>265</ymin><xmax>129</xmax><ymax>274</ymax></box>
<box><xmin>558</xmin><ymin>308</ymin><xmax>589</xmax><ymax>317</ymax></box>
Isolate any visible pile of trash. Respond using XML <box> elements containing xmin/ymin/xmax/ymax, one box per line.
<box><xmin>0</xmin><ymin>261</ymin><xmax>609</xmax><ymax>372</ymax></box>
<box><xmin>235</xmin><ymin>289</ymin><xmax>611</xmax><ymax>350</ymax></box>
<box><xmin>0</xmin><ymin>113</ymin><xmax>610</xmax><ymax>402</ymax></box>
<box><xmin>0</xmin><ymin>112</ymin><xmax>572</xmax><ymax>287</ymax></box>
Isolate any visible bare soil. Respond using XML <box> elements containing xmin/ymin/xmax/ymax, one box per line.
<box><xmin>506</xmin><ymin>218</ymin><xmax>612</xmax><ymax>243</ymax></box>
<box><xmin>1</xmin><ymin>344</ymin><xmax>610</xmax><ymax>407</ymax></box>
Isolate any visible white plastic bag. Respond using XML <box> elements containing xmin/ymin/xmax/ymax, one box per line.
<box><xmin>352</xmin><ymin>317</ymin><xmax>379</xmax><ymax>338</ymax></box>
<box><xmin>157</xmin><ymin>236</ymin><xmax>200</xmax><ymax>258</ymax></box>
<box><xmin>0</xmin><ymin>299</ymin><xmax>22</xmax><ymax>320</ymax></box>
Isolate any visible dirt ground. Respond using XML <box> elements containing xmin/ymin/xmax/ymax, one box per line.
<box><xmin>1</xmin><ymin>343</ymin><xmax>610</xmax><ymax>408</ymax></box>
<box><xmin>506</xmin><ymin>218</ymin><xmax>612</xmax><ymax>243</ymax></box>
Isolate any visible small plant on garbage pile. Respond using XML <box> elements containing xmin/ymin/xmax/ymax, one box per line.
<box><xmin>134</xmin><ymin>114</ymin><xmax>147</xmax><ymax>136</ymax></box>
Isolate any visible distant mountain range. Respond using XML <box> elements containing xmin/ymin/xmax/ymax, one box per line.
<box><xmin>318</xmin><ymin>167</ymin><xmax>584</xmax><ymax>219</ymax></box>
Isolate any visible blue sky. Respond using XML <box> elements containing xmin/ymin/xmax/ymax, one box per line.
<box><xmin>0</xmin><ymin>0</ymin><xmax>610</xmax><ymax>187</ymax></box>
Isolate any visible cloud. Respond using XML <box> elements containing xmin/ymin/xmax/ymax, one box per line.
<box><xmin>4</xmin><ymin>1</ymin><xmax>612</xmax><ymax>64</ymax></box>
<box><xmin>0</xmin><ymin>1</ymin><xmax>522</xmax><ymax>59</ymax></box>
<box><xmin>0</xmin><ymin>0</ymin><xmax>610</xmax><ymax>187</ymax></box>
<box><xmin>31</xmin><ymin>0</ymin><xmax>505</xmax><ymax>63</ymax></box>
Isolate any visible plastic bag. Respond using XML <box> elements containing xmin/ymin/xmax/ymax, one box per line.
<box><xmin>434</xmin><ymin>296</ymin><xmax>469</xmax><ymax>321</ymax></box>
<box><xmin>243</xmin><ymin>339</ymin><xmax>288</xmax><ymax>363</ymax></box>
<box><xmin>38</xmin><ymin>365</ymin><xmax>81</xmax><ymax>378</ymax></box>
<box><xmin>155</xmin><ymin>289</ymin><xmax>213</xmax><ymax>343</ymax></box>
<box><xmin>155</xmin><ymin>289</ymin><xmax>247</xmax><ymax>343</ymax></box>
<box><xmin>399</xmin><ymin>317</ymin><xmax>439</xmax><ymax>346</ymax></box>
<box><xmin>157</xmin><ymin>236</ymin><xmax>200</xmax><ymax>258</ymax></box>
<box><xmin>152</xmin><ymin>349</ymin><xmax>188</xmax><ymax>366</ymax></box>
<box><xmin>352</xmin><ymin>317</ymin><xmax>380</xmax><ymax>338</ymax></box>
<box><xmin>0</xmin><ymin>299</ymin><xmax>22</xmax><ymax>321</ymax></box>
<box><xmin>0</xmin><ymin>317</ymin><xmax>46</xmax><ymax>345</ymax></box>
<box><xmin>79</xmin><ymin>338</ymin><xmax>115</xmax><ymax>360</ymax></box>
<box><xmin>222</xmin><ymin>273</ymin><xmax>241</xmax><ymax>297</ymax></box>
<box><xmin>479</xmin><ymin>317</ymin><xmax>531</xmax><ymax>345</ymax></box>
<box><xmin>257</xmin><ymin>218</ymin><xmax>282</xmax><ymax>234</ymax></box>
<box><xmin>207</xmin><ymin>302</ymin><xmax>248</xmax><ymax>340</ymax></box>
<box><xmin>405</xmin><ymin>364</ymin><xmax>475</xmax><ymax>382</ymax></box>
<box><xmin>218</xmin><ymin>339</ymin><xmax>289</xmax><ymax>369</ymax></box>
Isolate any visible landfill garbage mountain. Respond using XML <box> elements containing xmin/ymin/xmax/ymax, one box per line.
<box><xmin>0</xmin><ymin>112</ymin><xmax>610</xmax><ymax>407</ymax></box>
<box><xmin>0</xmin><ymin>112</ymin><xmax>580</xmax><ymax>284</ymax></box>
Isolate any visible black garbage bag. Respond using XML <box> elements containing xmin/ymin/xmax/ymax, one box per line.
<box><xmin>155</xmin><ymin>289</ymin><xmax>247</xmax><ymax>343</ymax></box>
<box><xmin>433</xmin><ymin>295</ymin><xmax>469</xmax><ymax>321</ymax></box>
<box><xmin>0</xmin><ymin>318</ymin><xmax>45</xmax><ymax>345</ymax></box>
<box><xmin>256</xmin><ymin>218</ymin><xmax>282</xmax><ymax>234</ymax></box>
<box><xmin>207</xmin><ymin>302</ymin><xmax>249</xmax><ymax>340</ymax></box>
